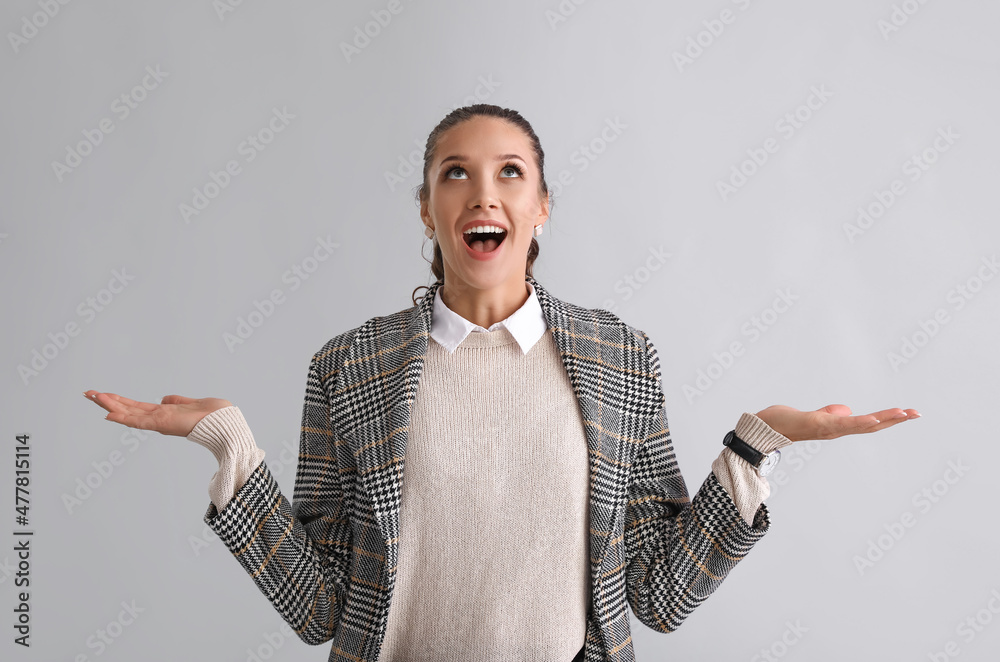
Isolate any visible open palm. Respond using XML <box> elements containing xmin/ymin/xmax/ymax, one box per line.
<box><xmin>82</xmin><ymin>391</ymin><xmax>232</xmax><ymax>438</ymax></box>
<box><xmin>755</xmin><ymin>403</ymin><xmax>919</xmax><ymax>442</ymax></box>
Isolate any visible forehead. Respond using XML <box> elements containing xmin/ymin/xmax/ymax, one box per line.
<box><xmin>434</xmin><ymin>116</ymin><xmax>530</xmax><ymax>160</ymax></box>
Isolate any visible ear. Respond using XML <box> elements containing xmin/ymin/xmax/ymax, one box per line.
<box><xmin>420</xmin><ymin>198</ymin><xmax>430</xmax><ymax>226</ymax></box>
<box><xmin>538</xmin><ymin>191</ymin><xmax>550</xmax><ymax>224</ymax></box>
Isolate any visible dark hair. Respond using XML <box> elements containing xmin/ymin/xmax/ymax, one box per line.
<box><xmin>410</xmin><ymin>104</ymin><xmax>551</xmax><ymax>307</ymax></box>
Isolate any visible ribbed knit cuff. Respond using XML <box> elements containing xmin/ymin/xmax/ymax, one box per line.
<box><xmin>712</xmin><ymin>412</ymin><xmax>793</xmax><ymax>526</ymax></box>
<box><xmin>186</xmin><ymin>406</ymin><xmax>266</xmax><ymax>512</ymax></box>
<box><xmin>734</xmin><ymin>411</ymin><xmax>794</xmax><ymax>454</ymax></box>
<box><xmin>186</xmin><ymin>406</ymin><xmax>260</xmax><ymax>463</ymax></box>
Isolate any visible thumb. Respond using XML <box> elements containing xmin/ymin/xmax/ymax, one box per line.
<box><xmin>161</xmin><ymin>395</ymin><xmax>199</xmax><ymax>405</ymax></box>
<box><xmin>818</xmin><ymin>404</ymin><xmax>852</xmax><ymax>417</ymax></box>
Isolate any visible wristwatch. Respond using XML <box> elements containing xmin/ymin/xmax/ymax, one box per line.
<box><xmin>723</xmin><ymin>429</ymin><xmax>781</xmax><ymax>476</ymax></box>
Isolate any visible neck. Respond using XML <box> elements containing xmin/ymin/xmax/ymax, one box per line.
<box><xmin>440</xmin><ymin>278</ymin><xmax>529</xmax><ymax>329</ymax></box>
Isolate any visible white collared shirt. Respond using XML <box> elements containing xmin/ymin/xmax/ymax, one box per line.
<box><xmin>430</xmin><ymin>281</ymin><xmax>548</xmax><ymax>355</ymax></box>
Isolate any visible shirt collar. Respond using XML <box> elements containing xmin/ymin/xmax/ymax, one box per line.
<box><xmin>430</xmin><ymin>280</ymin><xmax>548</xmax><ymax>355</ymax></box>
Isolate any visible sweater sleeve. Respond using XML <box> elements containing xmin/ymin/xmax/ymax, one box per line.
<box><xmin>186</xmin><ymin>406</ymin><xmax>267</xmax><ymax>512</ymax></box>
<box><xmin>626</xmin><ymin>332</ymin><xmax>782</xmax><ymax>633</ymax></box>
<box><xmin>712</xmin><ymin>412</ymin><xmax>793</xmax><ymax>526</ymax></box>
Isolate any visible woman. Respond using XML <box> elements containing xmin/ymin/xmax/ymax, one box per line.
<box><xmin>85</xmin><ymin>104</ymin><xmax>918</xmax><ymax>662</ymax></box>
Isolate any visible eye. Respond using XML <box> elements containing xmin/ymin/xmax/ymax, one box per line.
<box><xmin>500</xmin><ymin>162</ymin><xmax>525</xmax><ymax>178</ymax></box>
<box><xmin>444</xmin><ymin>162</ymin><xmax>526</xmax><ymax>180</ymax></box>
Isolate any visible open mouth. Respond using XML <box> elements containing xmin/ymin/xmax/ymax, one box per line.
<box><xmin>463</xmin><ymin>229</ymin><xmax>508</xmax><ymax>253</ymax></box>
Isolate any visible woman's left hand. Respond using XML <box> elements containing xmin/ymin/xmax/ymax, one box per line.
<box><xmin>755</xmin><ymin>404</ymin><xmax>920</xmax><ymax>442</ymax></box>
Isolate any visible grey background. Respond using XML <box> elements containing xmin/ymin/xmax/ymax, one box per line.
<box><xmin>2</xmin><ymin>0</ymin><xmax>998</xmax><ymax>660</ymax></box>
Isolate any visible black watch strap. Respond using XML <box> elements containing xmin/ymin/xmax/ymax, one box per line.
<box><xmin>723</xmin><ymin>429</ymin><xmax>765</xmax><ymax>467</ymax></box>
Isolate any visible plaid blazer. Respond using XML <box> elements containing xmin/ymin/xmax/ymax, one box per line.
<box><xmin>203</xmin><ymin>275</ymin><xmax>771</xmax><ymax>662</ymax></box>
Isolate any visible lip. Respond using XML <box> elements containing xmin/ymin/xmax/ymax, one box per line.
<box><xmin>460</xmin><ymin>219</ymin><xmax>508</xmax><ymax>261</ymax></box>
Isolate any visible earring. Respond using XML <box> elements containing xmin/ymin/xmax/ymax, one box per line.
<box><xmin>420</xmin><ymin>226</ymin><xmax>435</xmax><ymax>264</ymax></box>
<box><xmin>533</xmin><ymin>225</ymin><xmax>543</xmax><ymax>237</ymax></box>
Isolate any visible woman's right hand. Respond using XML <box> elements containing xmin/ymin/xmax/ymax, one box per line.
<box><xmin>82</xmin><ymin>391</ymin><xmax>233</xmax><ymax>438</ymax></box>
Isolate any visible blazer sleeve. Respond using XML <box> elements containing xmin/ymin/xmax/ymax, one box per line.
<box><xmin>624</xmin><ymin>332</ymin><xmax>770</xmax><ymax>633</ymax></box>
<box><xmin>202</xmin><ymin>355</ymin><xmax>351</xmax><ymax>645</ymax></box>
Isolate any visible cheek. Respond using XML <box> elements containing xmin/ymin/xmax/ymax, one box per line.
<box><xmin>517</xmin><ymin>199</ymin><xmax>542</xmax><ymax>227</ymax></box>
<box><xmin>430</xmin><ymin>188</ymin><xmax>458</xmax><ymax>213</ymax></box>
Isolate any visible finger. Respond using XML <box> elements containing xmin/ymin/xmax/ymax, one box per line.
<box><xmin>84</xmin><ymin>391</ymin><xmax>112</xmax><ymax>413</ymax></box>
<box><xmin>867</xmin><ymin>407</ymin><xmax>908</xmax><ymax>422</ymax></box>
<box><xmin>90</xmin><ymin>392</ymin><xmax>157</xmax><ymax>419</ymax></box>
<box><xmin>87</xmin><ymin>392</ymin><xmax>121</xmax><ymax>414</ymax></box>
<box><xmin>822</xmin><ymin>413</ymin><xmax>881</xmax><ymax>438</ymax></box>
<box><xmin>99</xmin><ymin>392</ymin><xmax>159</xmax><ymax>412</ymax></box>
<box><xmin>863</xmin><ymin>409</ymin><xmax>921</xmax><ymax>432</ymax></box>
<box><xmin>851</xmin><ymin>414</ymin><xmax>882</xmax><ymax>432</ymax></box>
<box><xmin>863</xmin><ymin>417</ymin><xmax>910</xmax><ymax>433</ymax></box>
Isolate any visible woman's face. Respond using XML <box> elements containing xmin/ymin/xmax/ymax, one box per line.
<box><xmin>421</xmin><ymin>116</ymin><xmax>549</xmax><ymax>294</ymax></box>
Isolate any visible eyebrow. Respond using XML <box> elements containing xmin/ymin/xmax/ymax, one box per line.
<box><xmin>437</xmin><ymin>154</ymin><xmax>527</xmax><ymax>169</ymax></box>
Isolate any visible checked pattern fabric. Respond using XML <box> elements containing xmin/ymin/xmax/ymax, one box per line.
<box><xmin>203</xmin><ymin>275</ymin><xmax>771</xmax><ymax>662</ymax></box>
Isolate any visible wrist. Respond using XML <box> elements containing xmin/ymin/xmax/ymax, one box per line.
<box><xmin>736</xmin><ymin>412</ymin><xmax>793</xmax><ymax>454</ymax></box>
<box><xmin>186</xmin><ymin>406</ymin><xmax>260</xmax><ymax>464</ymax></box>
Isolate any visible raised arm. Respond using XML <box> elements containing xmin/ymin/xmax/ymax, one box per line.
<box><xmin>623</xmin><ymin>332</ymin><xmax>919</xmax><ymax>633</ymax></box>
<box><xmin>200</xmin><ymin>356</ymin><xmax>353</xmax><ymax>645</ymax></box>
<box><xmin>711</xmin><ymin>412</ymin><xmax>793</xmax><ymax>525</ymax></box>
<box><xmin>186</xmin><ymin>405</ymin><xmax>266</xmax><ymax>512</ymax></box>
<box><xmin>624</xmin><ymin>334</ymin><xmax>772</xmax><ymax>633</ymax></box>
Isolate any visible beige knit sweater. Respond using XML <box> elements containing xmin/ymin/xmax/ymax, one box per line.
<box><xmin>187</xmin><ymin>372</ymin><xmax>790</xmax><ymax>526</ymax></box>
<box><xmin>187</xmin><ymin>324</ymin><xmax>791</xmax><ymax>659</ymax></box>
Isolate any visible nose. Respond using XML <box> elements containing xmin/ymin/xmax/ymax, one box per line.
<box><xmin>471</xmin><ymin>197</ymin><xmax>498</xmax><ymax>211</ymax></box>
<box><xmin>468</xmin><ymin>179</ymin><xmax>499</xmax><ymax>210</ymax></box>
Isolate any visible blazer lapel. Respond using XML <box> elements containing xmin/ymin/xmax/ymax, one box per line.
<box><xmin>345</xmin><ymin>275</ymin><xmax>655</xmax><ymax>582</ymax></box>
<box><xmin>526</xmin><ymin>276</ymin><xmax>654</xmax><ymax>572</ymax></box>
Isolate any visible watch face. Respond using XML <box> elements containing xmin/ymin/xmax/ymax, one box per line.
<box><xmin>760</xmin><ymin>450</ymin><xmax>781</xmax><ymax>476</ymax></box>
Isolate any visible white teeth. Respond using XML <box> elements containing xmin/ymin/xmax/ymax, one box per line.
<box><xmin>463</xmin><ymin>225</ymin><xmax>506</xmax><ymax>234</ymax></box>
